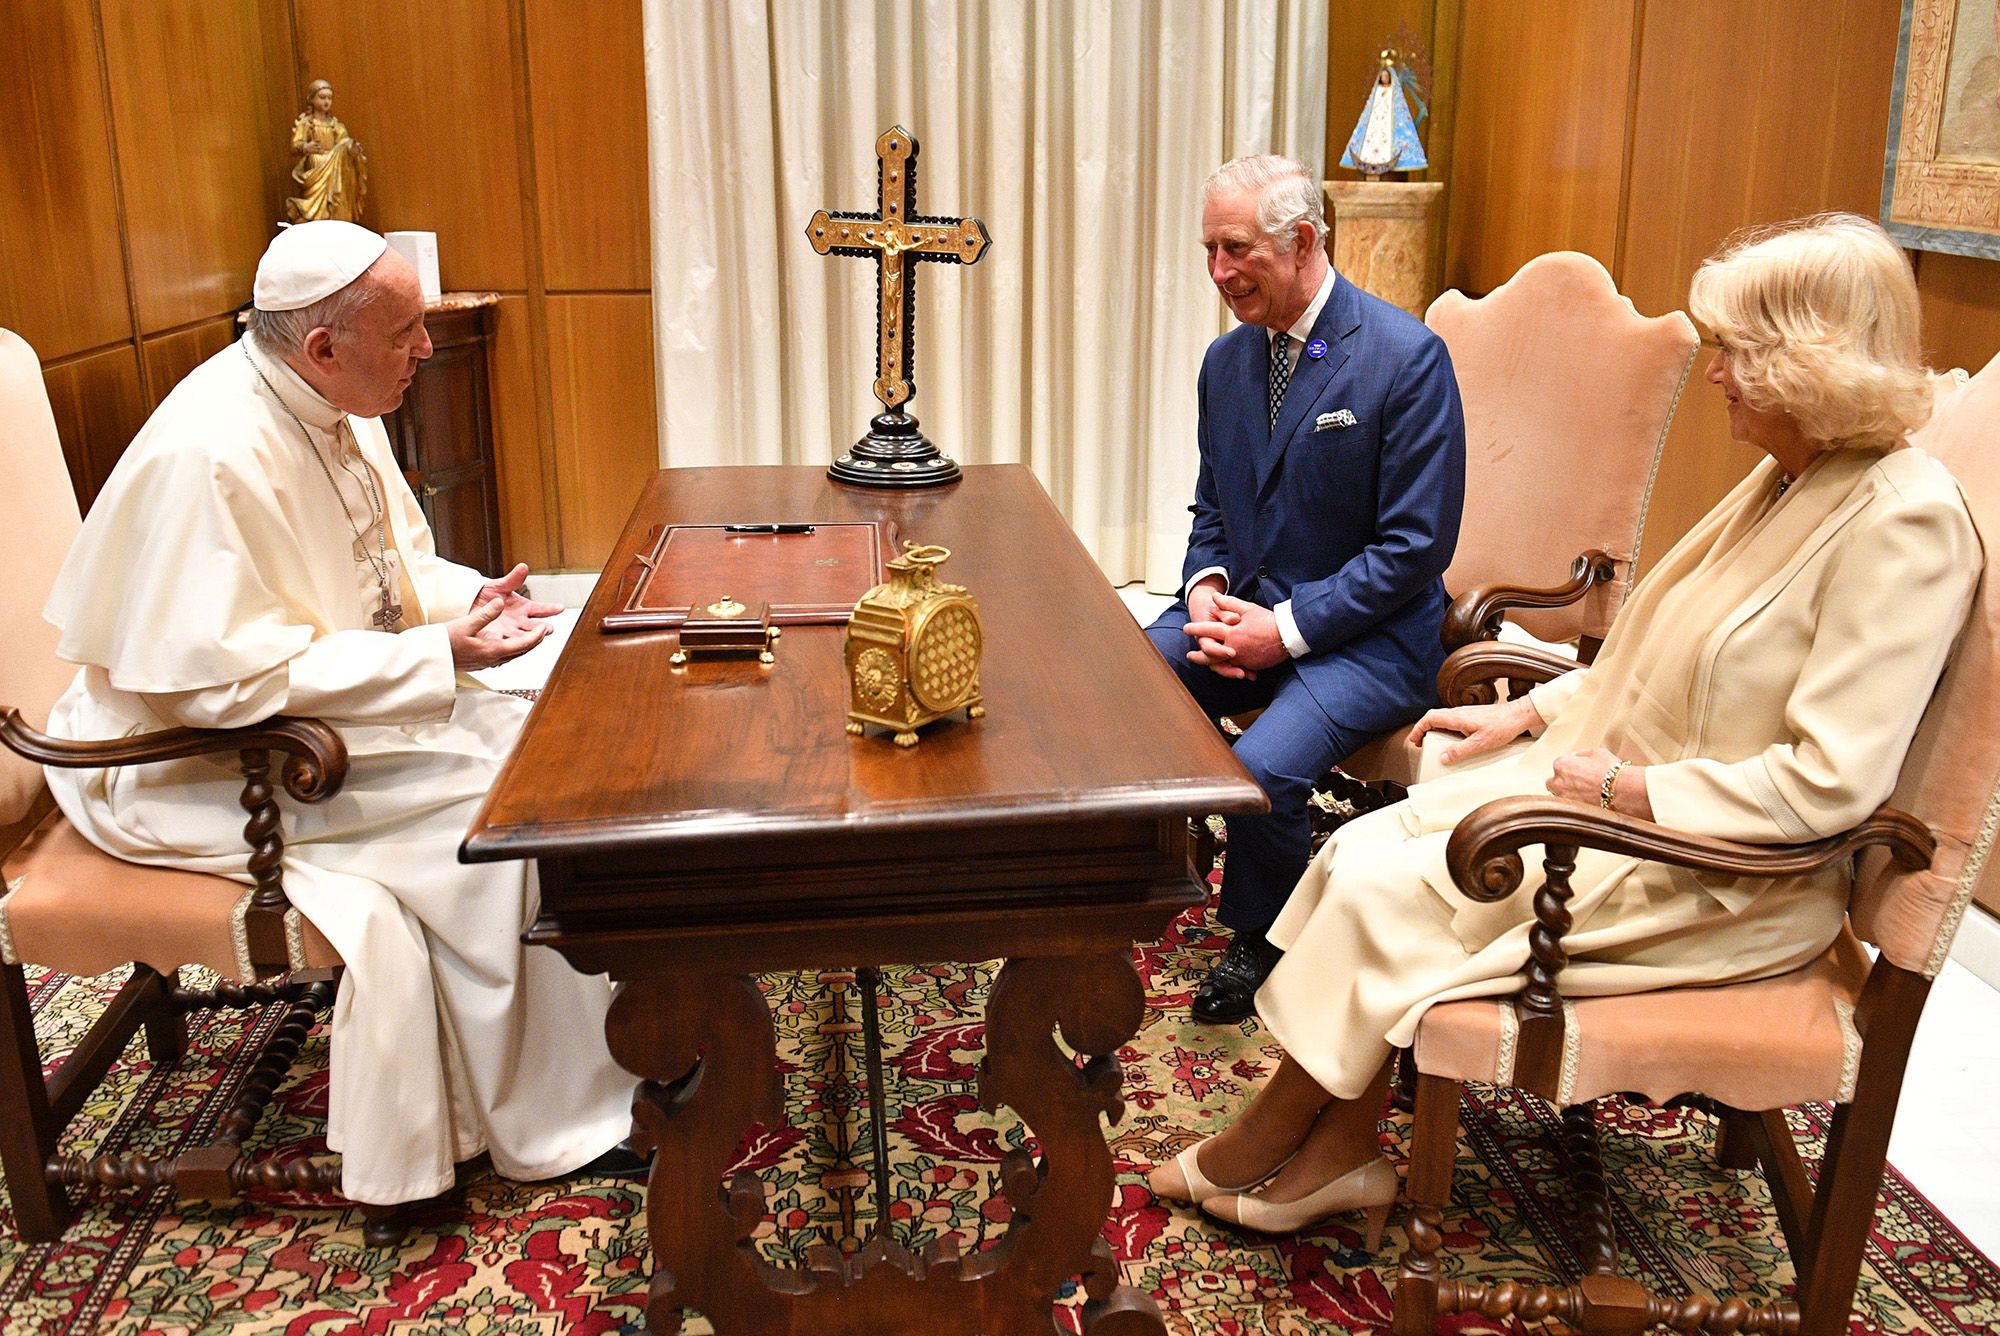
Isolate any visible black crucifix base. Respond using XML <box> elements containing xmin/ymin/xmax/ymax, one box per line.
<box><xmin>828</xmin><ymin>411</ymin><xmax>961</xmax><ymax>489</ymax></box>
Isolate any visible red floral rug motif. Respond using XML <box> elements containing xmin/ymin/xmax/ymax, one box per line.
<box><xmin>2</xmin><ymin>883</ymin><xmax>1996</xmax><ymax>1335</ymax></box>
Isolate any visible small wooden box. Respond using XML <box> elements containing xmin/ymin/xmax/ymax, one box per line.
<box><xmin>670</xmin><ymin>596</ymin><xmax>779</xmax><ymax>667</ymax></box>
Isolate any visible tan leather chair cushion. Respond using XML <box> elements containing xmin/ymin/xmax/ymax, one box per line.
<box><xmin>1414</xmin><ymin>929</ymin><xmax>1870</xmax><ymax>1110</ymax></box>
<box><xmin>1337</xmin><ymin>722</ymin><xmax>1468</xmax><ymax>789</ymax></box>
<box><xmin>0</xmin><ymin>329</ymin><xmax>87</xmax><ymax>826</ymax></box>
<box><xmin>1337</xmin><ymin>729</ymin><xmax>1421</xmax><ymax>789</ymax></box>
<box><xmin>1</xmin><ymin>811</ymin><xmax>338</xmax><ymax>982</ymax></box>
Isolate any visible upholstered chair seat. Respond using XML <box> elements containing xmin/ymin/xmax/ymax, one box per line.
<box><xmin>1415</xmin><ymin>928</ymin><xmax>1869</xmax><ymax>1112</ymax></box>
<box><xmin>2</xmin><ymin>811</ymin><xmax>340</xmax><ymax>983</ymax></box>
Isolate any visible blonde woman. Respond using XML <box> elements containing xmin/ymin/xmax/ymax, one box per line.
<box><xmin>1147</xmin><ymin>214</ymin><xmax>1982</xmax><ymax>1243</ymax></box>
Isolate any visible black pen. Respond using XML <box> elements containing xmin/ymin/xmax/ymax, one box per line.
<box><xmin>724</xmin><ymin>523</ymin><xmax>815</xmax><ymax>534</ymax></box>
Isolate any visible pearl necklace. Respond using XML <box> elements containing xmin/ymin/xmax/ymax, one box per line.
<box><xmin>242</xmin><ymin>342</ymin><xmax>404</xmax><ymax>631</ymax></box>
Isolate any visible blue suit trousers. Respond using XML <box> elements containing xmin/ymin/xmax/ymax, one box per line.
<box><xmin>1147</xmin><ymin>606</ymin><xmax>1367</xmax><ymax>937</ymax></box>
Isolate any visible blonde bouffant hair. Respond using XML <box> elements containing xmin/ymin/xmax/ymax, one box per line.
<box><xmin>1688</xmin><ymin>213</ymin><xmax>1931</xmax><ymax>448</ymax></box>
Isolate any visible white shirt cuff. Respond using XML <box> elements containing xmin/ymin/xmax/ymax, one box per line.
<box><xmin>1275</xmin><ymin>599</ymin><xmax>1310</xmax><ymax>658</ymax></box>
<box><xmin>1184</xmin><ymin>567</ymin><xmax>1229</xmax><ymax>604</ymax></box>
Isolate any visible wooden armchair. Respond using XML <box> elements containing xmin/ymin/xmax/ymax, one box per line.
<box><xmin>1320</xmin><ymin>253</ymin><xmax>1699</xmax><ymax>822</ymax></box>
<box><xmin>1390</xmin><ymin>351</ymin><xmax>2000</xmax><ymax>1335</ymax></box>
<box><xmin>0</xmin><ymin>328</ymin><xmax>401</xmax><ymax>1246</ymax></box>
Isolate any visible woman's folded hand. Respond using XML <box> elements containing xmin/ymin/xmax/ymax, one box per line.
<box><xmin>1408</xmin><ymin>694</ymin><xmax>1543</xmax><ymax>765</ymax></box>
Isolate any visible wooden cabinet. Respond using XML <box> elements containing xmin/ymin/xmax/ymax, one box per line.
<box><xmin>384</xmin><ymin>292</ymin><xmax>503</xmax><ymax>574</ymax></box>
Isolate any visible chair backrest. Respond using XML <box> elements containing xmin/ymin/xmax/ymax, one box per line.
<box><xmin>1853</xmin><ymin>350</ymin><xmax>2000</xmax><ymax>977</ymax></box>
<box><xmin>0</xmin><ymin>329</ymin><xmax>84</xmax><ymax>827</ymax></box>
<box><xmin>1428</xmin><ymin>252</ymin><xmax>1699</xmax><ymax>644</ymax></box>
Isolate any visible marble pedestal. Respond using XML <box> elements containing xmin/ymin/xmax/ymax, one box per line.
<box><xmin>1324</xmin><ymin>180</ymin><xmax>1444</xmax><ymax>317</ymax></box>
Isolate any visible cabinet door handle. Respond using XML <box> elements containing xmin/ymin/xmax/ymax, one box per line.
<box><xmin>417</xmin><ymin>482</ymin><xmax>439</xmax><ymax>499</ymax></box>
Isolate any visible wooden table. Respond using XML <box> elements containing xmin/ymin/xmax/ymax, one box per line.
<box><xmin>462</xmin><ymin>465</ymin><xmax>1264</xmax><ymax>1335</ymax></box>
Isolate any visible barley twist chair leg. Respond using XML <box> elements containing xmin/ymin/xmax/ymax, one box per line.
<box><xmin>1393</xmin><ymin>1072</ymin><xmax>1462</xmax><ymax>1336</ymax></box>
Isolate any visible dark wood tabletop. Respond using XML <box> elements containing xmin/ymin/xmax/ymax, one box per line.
<box><xmin>462</xmin><ymin>465</ymin><xmax>1265</xmax><ymax>933</ymax></box>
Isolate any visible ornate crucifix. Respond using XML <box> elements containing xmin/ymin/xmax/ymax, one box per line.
<box><xmin>808</xmin><ymin>125</ymin><xmax>990</xmax><ymax>488</ymax></box>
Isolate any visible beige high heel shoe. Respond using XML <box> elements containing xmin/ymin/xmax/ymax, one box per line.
<box><xmin>1198</xmin><ymin>1155</ymin><xmax>1399</xmax><ymax>1250</ymax></box>
<box><xmin>1145</xmin><ymin>1135</ymin><xmax>1298</xmax><ymax>1206</ymax></box>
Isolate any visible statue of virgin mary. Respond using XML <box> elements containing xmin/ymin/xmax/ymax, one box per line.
<box><xmin>1340</xmin><ymin>52</ymin><xmax>1428</xmax><ymax>177</ymax></box>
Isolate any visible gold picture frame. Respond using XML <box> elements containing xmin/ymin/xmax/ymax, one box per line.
<box><xmin>1883</xmin><ymin>0</ymin><xmax>2000</xmax><ymax>258</ymax></box>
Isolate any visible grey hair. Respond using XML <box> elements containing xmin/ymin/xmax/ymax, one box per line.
<box><xmin>245</xmin><ymin>277</ymin><xmax>380</xmax><ymax>357</ymax></box>
<box><xmin>1202</xmin><ymin>154</ymin><xmax>1324</xmax><ymax>252</ymax></box>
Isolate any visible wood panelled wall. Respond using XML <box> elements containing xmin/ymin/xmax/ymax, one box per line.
<box><xmin>291</xmin><ymin>0</ymin><xmax>655</xmax><ymax>569</ymax></box>
<box><xmin>1330</xmin><ymin>0</ymin><xmax>2000</xmax><ymax>568</ymax></box>
<box><xmin>0</xmin><ymin>0</ymin><xmax>652</xmax><ymax>570</ymax></box>
<box><xmin>0</xmin><ymin>0</ymin><xmax>297</xmax><ymax>506</ymax></box>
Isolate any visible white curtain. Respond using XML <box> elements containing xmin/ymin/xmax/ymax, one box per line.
<box><xmin>643</xmin><ymin>0</ymin><xmax>1327</xmax><ymax>591</ymax></box>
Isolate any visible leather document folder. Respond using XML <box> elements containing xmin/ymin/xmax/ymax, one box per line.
<box><xmin>599</xmin><ymin>520</ymin><xmax>897</xmax><ymax>632</ymax></box>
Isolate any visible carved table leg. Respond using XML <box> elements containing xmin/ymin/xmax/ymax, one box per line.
<box><xmin>605</xmin><ymin>948</ymin><xmax>1166</xmax><ymax>1335</ymax></box>
<box><xmin>975</xmin><ymin>952</ymin><xmax>1166</xmax><ymax>1335</ymax></box>
<box><xmin>608</xmin><ymin>974</ymin><xmax>791</xmax><ymax>1335</ymax></box>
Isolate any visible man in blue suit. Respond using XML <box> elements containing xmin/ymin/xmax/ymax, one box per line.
<box><xmin>1149</xmin><ymin>154</ymin><xmax>1465</xmax><ymax>1024</ymax></box>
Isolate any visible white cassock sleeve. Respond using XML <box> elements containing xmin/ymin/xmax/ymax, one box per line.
<box><xmin>50</xmin><ymin>379</ymin><xmax>475</xmax><ymax>731</ymax></box>
<box><xmin>140</xmin><ymin>625</ymin><xmax>460</xmax><ymax>730</ymax></box>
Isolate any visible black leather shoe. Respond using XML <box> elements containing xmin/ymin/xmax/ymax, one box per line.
<box><xmin>572</xmin><ymin>1140</ymin><xmax>654</xmax><ymax>1182</ymax></box>
<box><xmin>1190</xmin><ymin>933</ymin><xmax>1284</xmax><ymax>1025</ymax></box>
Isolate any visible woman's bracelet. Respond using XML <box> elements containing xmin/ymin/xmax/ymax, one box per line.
<box><xmin>1599</xmin><ymin>760</ymin><xmax>1631</xmax><ymax>810</ymax></box>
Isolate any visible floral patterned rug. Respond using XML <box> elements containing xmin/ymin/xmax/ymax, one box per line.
<box><xmin>3</xmin><ymin>882</ymin><xmax>1996</xmax><ymax>1335</ymax></box>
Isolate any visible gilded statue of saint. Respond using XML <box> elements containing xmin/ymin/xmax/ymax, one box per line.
<box><xmin>286</xmin><ymin>80</ymin><xmax>367</xmax><ymax>223</ymax></box>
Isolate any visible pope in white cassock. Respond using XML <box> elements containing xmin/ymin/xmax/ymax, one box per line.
<box><xmin>40</xmin><ymin>222</ymin><xmax>638</xmax><ymax>1205</ymax></box>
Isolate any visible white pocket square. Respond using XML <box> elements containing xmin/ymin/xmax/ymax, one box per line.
<box><xmin>1314</xmin><ymin>409</ymin><xmax>1358</xmax><ymax>431</ymax></box>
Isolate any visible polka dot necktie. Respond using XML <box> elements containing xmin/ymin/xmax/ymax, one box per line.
<box><xmin>1269</xmin><ymin>334</ymin><xmax>1293</xmax><ymax>429</ymax></box>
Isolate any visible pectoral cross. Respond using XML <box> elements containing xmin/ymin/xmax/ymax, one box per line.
<box><xmin>808</xmin><ymin>126</ymin><xmax>990</xmax><ymax>488</ymax></box>
<box><xmin>372</xmin><ymin>600</ymin><xmax>404</xmax><ymax>632</ymax></box>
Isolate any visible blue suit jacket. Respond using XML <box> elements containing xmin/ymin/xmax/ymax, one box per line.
<box><xmin>1184</xmin><ymin>275</ymin><xmax>1466</xmax><ymax>734</ymax></box>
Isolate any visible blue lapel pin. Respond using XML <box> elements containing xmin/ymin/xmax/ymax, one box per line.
<box><xmin>1305</xmin><ymin>338</ymin><xmax>1328</xmax><ymax>360</ymax></box>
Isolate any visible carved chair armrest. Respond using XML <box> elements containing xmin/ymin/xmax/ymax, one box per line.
<box><xmin>1442</xmin><ymin>550</ymin><xmax>1620</xmax><ymax>651</ymax></box>
<box><xmin>1436</xmin><ymin>641</ymin><xmax>1582</xmax><ymax>707</ymax></box>
<box><xmin>1440</xmin><ymin>793</ymin><xmax>1933</xmax><ymax>1095</ymax></box>
<box><xmin>1445</xmin><ymin>796</ymin><xmax>1933</xmax><ymax>910</ymax></box>
<box><xmin>1</xmin><ymin>709</ymin><xmax>348</xmax><ymax>975</ymax></box>
<box><xmin>0</xmin><ymin>710</ymin><xmax>348</xmax><ymax>803</ymax></box>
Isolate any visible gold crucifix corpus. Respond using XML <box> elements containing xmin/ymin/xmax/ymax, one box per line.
<box><xmin>808</xmin><ymin>128</ymin><xmax>989</xmax><ymax>490</ymax></box>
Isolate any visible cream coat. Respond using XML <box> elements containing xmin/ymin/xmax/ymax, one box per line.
<box><xmin>1260</xmin><ymin>445</ymin><xmax>1981</xmax><ymax>1099</ymax></box>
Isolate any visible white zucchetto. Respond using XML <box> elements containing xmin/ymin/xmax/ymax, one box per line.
<box><xmin>253</xmin><ymin>220</ymin><xmax>389</xmax><ymax>311</ymax></box>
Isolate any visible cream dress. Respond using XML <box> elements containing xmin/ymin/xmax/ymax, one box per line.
<box><xmin>1259</xmin><ymin>444</ymin><xmax>1981</xmax><ymax>1099</ymax></box>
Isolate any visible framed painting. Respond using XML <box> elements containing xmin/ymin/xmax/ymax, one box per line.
<box><xmin>1882</xmin><ymin>0</ymin><xmax>2000</xmax><ymax>259</ymax></box>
